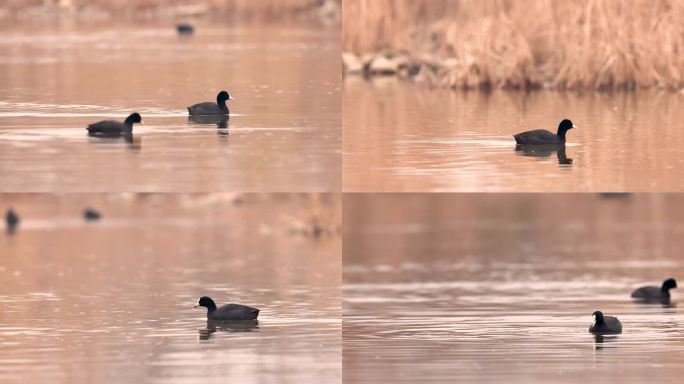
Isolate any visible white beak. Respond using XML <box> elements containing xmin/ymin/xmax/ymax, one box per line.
<box><xmin>573</xmin><ymin>124</ymin><xmax>578</xmax><ymax>129</ymax></box>
<box><xmin>228</xmin><ymin>95</ymin><xmax>234</xmax><ymax>101</ymax></box>
<box><xmin>193</xmin><ymin>301</ymin><xmax>199</xmax><ymax>308</ymax></box>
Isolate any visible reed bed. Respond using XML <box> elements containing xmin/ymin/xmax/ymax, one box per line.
<box><xmin>343</xmin><ymin>0</ymin><xmax>684</xmax><ymax>90</ymax></box>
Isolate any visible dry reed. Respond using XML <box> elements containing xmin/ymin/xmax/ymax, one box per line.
<box><xmin>343</xmin><ymin>0</ymin><xmax>684</xmax><ymax>90</ymax></box>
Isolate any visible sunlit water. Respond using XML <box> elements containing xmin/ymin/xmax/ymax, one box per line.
<box><xmin>0</xmin><ymin>194</ymin><xmax>341</xmax><ymax>384</ymax></box>
<box><xmin>343</xmin><ymin>194</ymin><xmax>684</xmax><ymax>383</ymax></box>
<box><xmin>343</xmin><ymin>77</ymin><xmax>684</xmax><ymax>192</ymax></box>
<box><xmin>0</xmin><ymin>22</ymin><xmax>340</xmax><ymax>192</ymax></box>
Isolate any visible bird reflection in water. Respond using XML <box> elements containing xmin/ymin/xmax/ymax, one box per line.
<box><xmin>188</xmin><ymin>115</ymin><xmax>229</xmax><ymax>138</ymax></box>
<box><xmin>124</xmin><ymin>133</ymin><xmax>142</xmax><ymax>151</ymax></box>
<box><xmin>88</xmin><ymin>133</ymin><xmax>142</xmax><ymax>152</ymax></box>
<box><xmin>593</xmin><ymin>334</ymin><xmax>619</xmax><ymax>350</ymax></box>
<box><xmin>515</xmin><ymin>144</ymin><xmax>572</xmax><ymax>165</ymax></box>
<box><xmin>634</xmin><ymin>300</ymin><xmax>677</xmax><ymax>309</ymax></box>
<box><xmin>199</xmin><ymin>319</ymin><xmax>259</xmax><ymax>340</ymax></box>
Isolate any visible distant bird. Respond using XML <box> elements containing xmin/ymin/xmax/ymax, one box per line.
<box><xmin>631</xmin><ymin>278</ymin><xmax>677</xmax><ymax>303</ymax></box>
<box><xmin>187</xmin><ymin>91</ymin><xmax>233</xmax><ymax>116</ymax></box>
<box><xmin>194</xmin><ymin>296</ymin><xmax>259</xmax><ymax>320</ymax></box>
<box><xmin>176</xmin><ymin>23</ymin><xmax>194</xmax><ymax>35</ymax></box>
<box><xmin>514</xmin><ymin>119</ymin><xmax>576</xmax><ymax>145</ymax></box>
<box><xmin>589</xmin><ymin>311</ymin><xmax>622</xmax><ymax>334</ymax></box>
<box><xmin>87</xmin><ymin>113</ymin><xmax>142</xmax><ymax>137</ymax></box>
<box><xmin>83</xmin><ymin>208</ymin><xmax>102</xmax><ymax>221</ymax></box>
<box><xmin>600</xmin><ymin>193</ymin><xmax>632</xmax><ymax>200</ymax></box>
<box><xmin>5</xmin><ymin>209</ymin><xmax>19</xmax><ymax>234</ymax></box>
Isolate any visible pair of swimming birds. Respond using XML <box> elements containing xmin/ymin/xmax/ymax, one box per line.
<box><xmin>591</xmin><ymin>278</ymin><xmax>677</xmax><ymax>334</ymax></box>
<box><xmin>86</xmin><ymin>91</ymin><xmax>233</xmax><ymax>137</ymax></box>
<box><xmin>192</xmin><ymin>278</ymin><xmax>676</xmax><ymax>326</ymax></box>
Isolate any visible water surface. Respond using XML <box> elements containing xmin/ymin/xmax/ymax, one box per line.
<box><xmin>343</xmin><ymin>194</ymin><xmax>684</xmax><ymax>383</ymax></box>
<box><xmin>0</xmin><ymin>194</ymin><xmax>341</xmax><ymax>383</ymax></box>
<box><xmin>343</xmin><ymin>77</ymin><xmax>684</xmax><ymax>191</ymax></box>
<box><xmin>0</xmin><ymin>22</ymin><xmax>340</xmax><ymax>192</ymax></box>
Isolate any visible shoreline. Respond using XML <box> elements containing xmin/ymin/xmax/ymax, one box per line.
<box><xmin>344</xmin><ymin>51</ymin><xmax>684</xmax><ymax>93</ymax></box>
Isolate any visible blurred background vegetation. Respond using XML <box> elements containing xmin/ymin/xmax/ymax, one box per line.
<box><xmin>343</xmin><ymin>0</ymin><xmax>684</xmax><ymax>91</ymax></box>
<box><xmin>0</xmin><ymin>0</ymin><xmax>340</xmax><ymax>22</ymax></box>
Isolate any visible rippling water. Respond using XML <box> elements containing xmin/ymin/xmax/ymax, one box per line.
<box><xmin>343</xmin><ymin>194</ymin><xmax>684</xmax><ymax>383</ymax></box>
<box><xmin>0</xmin><ymin>194</ymin><xmax>341</xmax><ymax>383</ymax></box>
<box><xmin>343</xmin><ymin>77</ymin><xmax>684</xmax><ymax>192</ymax></box>
<box><xmin>0</xmin><ymin>23</ymin><xmax>340</xmax><ymax>192</ymax></box>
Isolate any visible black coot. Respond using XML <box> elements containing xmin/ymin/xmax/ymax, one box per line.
<box><xmin>187</xmin><ymin>91</ymin><xmax>233</xmax><ymax>115</ymax></box>
<box><xmin>194</xmin><ymin>296</ymin><xmax>259</xmax><ymax>320</ymax></box>
<box><xmin>83</xmin><ymin>208</ymin><xmax>102</xmax><ymax>221</ymax></box>
<box><xmin>5</xmin><ymin>209</ymin><xmax>19</xmax><ymax>234</ymax></box>
<box><xmin>588</xmin><ymin>311</ymin><xmax>622</xmax><ymax>334</ymax></box>
<box><xmin>87</xmin><ymin>113</ymin><xmax>142</xmax><ymax>137</ymax></box>
<box><xmin>514</xmin><ymin>119</ymin><xmax>576</xmax><ymax>145</ymax></box>
<box><xmin>176</xmin><ymin>23</ymin><xmax>194</xmax><ymax>35</ymax></box>
<box><xmin>631</xmin><ymin>278</ymin><xmax>677</xmax><ymax>303</ymax></box>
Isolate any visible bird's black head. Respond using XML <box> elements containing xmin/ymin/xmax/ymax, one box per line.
<box><xmin>194</xmin><ymin>296</ymin><xmax>217</xmax><ymax>311</ymax></box>
<box><xmin>662</xmin><ymin>278</ymin><xmax>678</xmax><ymax>291</ymax></box>
<box><xmin>558</xmin><ymin>119</ymin><xmax>575</xmax><ymax>132</ymax></box>
<box><xmin>217</xmin><ymin>91</ymin><xmax>233</xmax><ymax>103</ymax></box>
<box><xmin>592</xmin><ymin>311</ymin><xmax>604</xmax><ymax>323</ymax></box>
<box><xmin>124</xmin><ymin>113</ymin><xmax>142</xmax><ymax>125</ymax></box>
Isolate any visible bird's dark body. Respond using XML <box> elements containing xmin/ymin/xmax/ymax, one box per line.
<box><xmin>514</xmin><ymin>129</ymin><xmax>564</xmax><ymax>145</ymax></box>
<box><xmin>87</xmin><ymin>121</ymin><xmax>132</xmax><ymax>136</ymax></box>
<box><xmin>187</xmin><ymin>91</ymin><xmax>231</xmax><ymax>116</ymax></box>
<box><xmin>86</xmin><ymin>113</ymin><xmax>141</xmax><ymax>137</ymax></box>
<box><xmin>513</xmin><ymin>119</ymin><xmax>575</xmax><ymax>145</ymax></box>
<box><xmin>187</xmin><ymin>102</ymin><xmax>228</xmax><ymax>116</ymax></box>
<box><xmin>631</xmin><ymin>278</ymin><xmax>677</xmax><ymax>303</ymax></box>
<box><xmin>208</xmin><ymin>303</ymin><xmax>260</xmax><ymax>321</ymax></box>
<box><xmin>195</xmin><ymin>296</ymin><xmax>259</xmax><ymax>321</ymax></box>
<box><xmin>589</xmin><ymin>311</ymin><xmax>622</xmax><ymax>334</ymax></box>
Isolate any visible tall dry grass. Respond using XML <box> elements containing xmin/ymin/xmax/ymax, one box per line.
<box><xmin>343</xmin><ymin>0</ymin><xmax>684</xmax><ymax>90</ymax></box>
